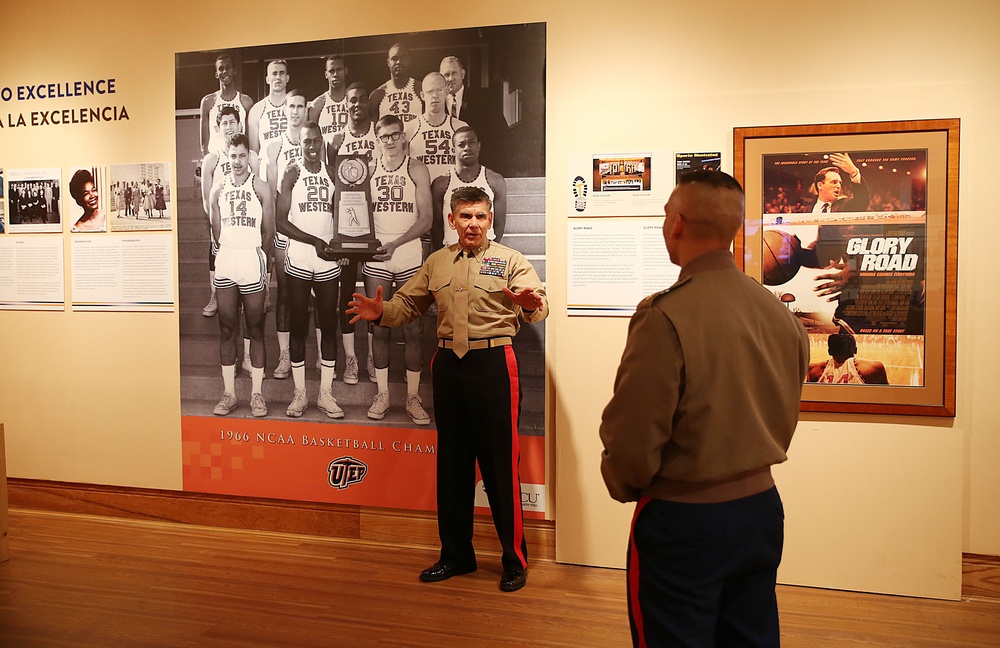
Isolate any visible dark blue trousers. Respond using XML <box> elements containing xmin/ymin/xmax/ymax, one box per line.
<box><xmin>431</xmin><ymin>345</ymin><xmax>527</xmax><ymax>574</ymax></box>
<box><xmin>627</xmin><ymin>487</ymin><xmax>784</xmax><ymax>648</ymax></box>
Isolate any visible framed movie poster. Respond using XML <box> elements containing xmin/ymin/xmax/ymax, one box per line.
<box><xmin>734</xmin><ymin>119</ymin><xmax>959</xmax><ymax>416</ymax></box>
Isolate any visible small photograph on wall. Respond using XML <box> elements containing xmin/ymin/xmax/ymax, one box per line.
<box><xmin>0</xmin><ymin>198</ymin><xmax>5</xmax><ymax>234</ymax></box>
<box><xmin>675</xmin><ymin>151</ymin><xmax>721</xmax><ymax>183</ymax></box>
<box><xmin>108</xmin><ymin>163</ymin><xmax>173</xmax><ymax>232</ymax></box>
<box><xmin>67</xmin><ymin>166</ymin><xmax>107</xmax><ymax>233</ymax></box>
<box><xmin>5</xmin><ymin>168</ymin><xmax>62</xmax><ymax>233</ymax></box>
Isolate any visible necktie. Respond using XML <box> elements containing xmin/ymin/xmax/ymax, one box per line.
<box><xmin>822</xmin><ymin>202</ymin><xmax>831</xmax><ymax>213</ymax></box>
<box><xmin>452</xmin><ymin>250</ymin><xmax>471</xmax><ymax>358</ymax></box>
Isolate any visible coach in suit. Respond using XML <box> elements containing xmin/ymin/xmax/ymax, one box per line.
<box><xmin>439</xmin><ymin>56</ymin><xmax>510</xmax><ymax>176</ymax></box>
<box><xmin>800</xmin><ymin>152</ymin><xmax>870</xmax><ymax>214</ymax></box>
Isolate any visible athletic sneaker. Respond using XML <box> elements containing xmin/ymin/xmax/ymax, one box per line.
<box><xmin>406</xmin><ymin>395</ymin><xmax>430</xmax><ymax>425</ymax></box>
<box><xmin>202</xmin><ymin>292</ymin><xmax>218</xmax><ymax>317</ymax></box>
<box><xmin>241</xmin><ymin>354</ymin><xmax>253</xmax><ymax>377</ymax></box>
<box><xmin>343</xmin><ymin>355</ymin><xmax>359</xmax><ymax>385</ymax></box>
<box><xmin>286</xmin><ymin>388</ymin><xmax>308</xmax><ymax>418</ymax></box>
<box><xmin>368</xmin><ymin>391</ymin><xmax>390</xmax><ymax>420</ymax></box>
<box><xmin>273</xmin><ymin>349</ymin><xmax>291</xmax><ymax>379</ymax></box>
<box><xmin>213</xmin><ymin>392</ymin><xmax>237</xmax><ymax>416</ymax></box>
<box><xmin>250</xmin><ymin>392</ymin><xmax>267</xmax><ymax>417</ymax></box>
<box><xmin>367</xmin><ymin>354</ymin><xmax>377</xmax><ymax>383</ymax></box>
<box><xmin>317</xmin><ymin>388</ymin><xmax>344</xmax><ymax>419</ymax></box>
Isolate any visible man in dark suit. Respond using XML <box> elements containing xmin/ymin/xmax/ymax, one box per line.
<box><xmin>802</xmin><ymin>152</ymin><xmax>870</xmax><ymax>213</ymax></box>
<box><xmin>439</xmin><ymin>56</ymin><xmax>510</xmax><ymax>175</ymax></box>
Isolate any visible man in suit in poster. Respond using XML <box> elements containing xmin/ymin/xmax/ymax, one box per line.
<box><xmin>439</xmin><ymin>56</ymin><xmax>509</xmax><ymax>175</ymax></box>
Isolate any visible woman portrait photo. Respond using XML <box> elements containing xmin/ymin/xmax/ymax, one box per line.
<box><xmin>69</xmin><ymin>168</ymin><xmax>106</xmax><ymax>233</ymax></box>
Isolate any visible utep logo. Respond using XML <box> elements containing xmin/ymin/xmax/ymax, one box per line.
<box><xmin>328</xmin><ymin>456</ymin><xmax>368</xmax><ymax>490</ymax></box>
<box><xmin>572</xmin><ymin>175</ymin><xmax>588</xmax><ymax>212</ymax></box>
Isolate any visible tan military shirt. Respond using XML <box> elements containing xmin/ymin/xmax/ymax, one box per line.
<box><xmin>380</xmin><ymin>240</ymin><xmax>548</xmax><ymax>337</ymax></box>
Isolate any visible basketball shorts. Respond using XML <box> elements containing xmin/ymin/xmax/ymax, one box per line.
<box><xmin>285</xmin><ymin>239</ymin><xmax>342</xmax><ymax>282</ymax></box>
<box><xmin>363</xmin><ymin>238</ymin><xmax>421</xmax><ymax>282</ymax></box>
<box><xmin>215</xmin><ymin>246</ymin><xmax>267</xmax><ymax>294</ymax></box>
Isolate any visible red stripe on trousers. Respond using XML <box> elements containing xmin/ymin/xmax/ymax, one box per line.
<box><xmin>629</xmin><ymin>496</ymin><xmax>652</xmax><ymax>648</ymax></box>
<box><xmin>504</xmin><ymin>345</ymin><xmax>526</xmax><ymax>569</ymax></box>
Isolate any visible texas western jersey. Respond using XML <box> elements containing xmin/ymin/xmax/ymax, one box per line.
<box><xmin>257</xmin><ymin>96</ymin><xmax>287</xmax><ymax>150</ymax></box>
<box><xmin>441</xmin><ymin>165</ymin><xmax>497</xmax><ymax>245</ymax></box>
<box><xmin>316</xmin><ymin>92</ymin><xmax>349</xmax><ymax>142</ymax></box>
<box><xmin>371</xmin><ymin>156</ymin><xmax>418</xmax><ymax>241</ymax></box>
<box><xmin>219</xmin><ymin>173</ymin><xmax>264</xmax><ymax>249</ymax></box>
<box><xmin>290</xmin><ymin>164</ymin><xmax>335</xmax><ymax>241</ymax></box>
<box><xmin>406</xmin><ymin>114</ymin><xmax>467</xmax><ymax>182</ymax></box>
<box><xmin>337</xmin><ymin>122</ymin><xmax>378</xmax><ymax>160</ymax></box>
<box><xmin>207</xmin><ymin>91</ymin><xmax>248</xmax><ymax>155</ymax></box>
<box><xmin>273</xmin><ymin>132</ymin><xmax>303</xmax><ymax>188</ymax></box>
<box><xmin>818</xmin><ymin>357</ymin><xmax>865</xmax><ymax>384</ymax></box>
<box><xmin>377</xmin><ymin>78</ymin><xmax>421</xmax><ymax>124</ymax></box>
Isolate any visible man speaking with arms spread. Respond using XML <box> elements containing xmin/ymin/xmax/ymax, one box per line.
<box><xmin>348</xmin><ymin>185</ymin><xmax>547</xmax><ymax>593</ymax></box>
<box><xmin>600</xmin><ymin>171</ymin><xmax>809</xmax><ymax>647</ymax></box>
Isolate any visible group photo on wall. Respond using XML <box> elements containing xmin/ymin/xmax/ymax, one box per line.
<box><xmin>173</xmin><ymin>23</ymin><xmax>547</xmax><ymax>514</ymax></box>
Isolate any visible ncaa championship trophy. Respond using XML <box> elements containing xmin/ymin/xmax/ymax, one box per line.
<box><xmin>327</xmin><ymin>154</ymin><xmax>380</xmax><ymax>259</ymax></box>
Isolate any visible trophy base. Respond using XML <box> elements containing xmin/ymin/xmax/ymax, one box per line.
<box><xmin>325</xmin><ymin>238</ymin><xmax>382</xmax><ymax>261</ymax></box>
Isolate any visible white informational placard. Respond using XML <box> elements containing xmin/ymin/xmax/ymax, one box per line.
<box><xmin>71</xmin><ymin>235</ymin><xmax>175</xmax><ymax>311</ymax></box>
<box><xmin>567</xmin><ymin>151</ymin><xmax>671</xmax><ymax>217</ymax></box>
<box><xmin>567</xmin><ymin>218</ymin><xmax>681</xmax><ymax>317</ymax></box>
<box><xmin>0</xmin><ymin>236</ymin><xmax>66</xmax><ymax>310</ymax></box>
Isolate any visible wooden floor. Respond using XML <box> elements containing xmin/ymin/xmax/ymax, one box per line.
<box><xmin>0</xmin><ymin>509</ymin><xmax>997</xmax><ymax>647</ymax></box>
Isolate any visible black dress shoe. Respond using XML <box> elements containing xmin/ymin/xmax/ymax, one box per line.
<box><xmin>419</xmin><ymin>562</ymin><xmax>476</xmax><ymax>583</ymax></box>
<box><xmin>498</xmin><ymin>569</ymin><xmax>527</xmax><ymax>592</ymax></box>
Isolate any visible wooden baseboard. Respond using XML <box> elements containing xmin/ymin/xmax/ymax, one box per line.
<box><xmin>962</xmin><ymin>553</ymin><xmax>1000</xmax><ymax>601</ymax></box>
<box><xmin>6</xmin><ymin>478</ymin><xmax>554</xmax><ymax>560</ymax></box>
<box><xmin>7</xmin><ymin>478</ymin><xmax>998</xmax><ymax>600</ymax></box>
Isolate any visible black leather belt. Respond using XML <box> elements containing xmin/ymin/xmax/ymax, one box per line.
<box><xmin>438</xmin><ymin>336</ymin><xmax>513</xmax><ymax>350</ymax></box>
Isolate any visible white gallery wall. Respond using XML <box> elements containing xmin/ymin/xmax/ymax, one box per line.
<box><xmin>1</xmin><ymin>0</ymin><xmax>997</xmax><ymax>600</ymax></box>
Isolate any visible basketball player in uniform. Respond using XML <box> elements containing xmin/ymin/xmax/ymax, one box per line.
<box><xmin>328</xmin><ymin>82</ymin><xmax>379</xmax><ymax>385</ymax></box>
<box><xmin>365</xmin><ymin>114</ymin><xmax>433</xmax><ymax>424</ymax></box>
<box><xmin>369</xmin><ymin>43</ymin><xmax>422</xmax><ymax>126</ymax></box>
<box><xmin>200</xmin><ymin>106</ymin><xmax>260</xmax><ymax>327</ymax></box>
<box><xmin>275</xmin><ymin>121</ymin><xmax>345</xmax><ymax>419</ymax></box>
<box><xmin>247</xmin><ymin>59</ymin><xmax>290</xmax><ymax>155</ymax></box>
<box><xmin>807</xmin><ymin>330</ymin><xmax>889</xmax><ymax>385</ymax></box>
<box><xmin>431</xmin><ymin>126</ymin><xmax>507</xmax><ymax>251</ymax></box>
<box><xmin>263</xmin><ymin>89</ymin><xmax>308</xmax><ymax>380</ymax></box>
<box><xmin>207</xmin><ymin>133</ymin><xmax>275</xmax><ymax>418</ymax></box>
<box><xmin>199</xmin><ymin>53</ymin><xmax>254</xmax><ymax>158</ymax></box>
<box><xmin>405</xmin><ymin>72</ymin><xmax>467</xmax><ymax>261</ymax></box>
<box><xmin>308</xmin><ymin>55</ymin><xmax>350</xmax><ymax>146</ymax></box>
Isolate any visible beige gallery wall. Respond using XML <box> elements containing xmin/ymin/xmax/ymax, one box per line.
<box><xmin>0</xmin><ymin>0</ymin><xmax>997</xmax><ymax>599</ymax></box>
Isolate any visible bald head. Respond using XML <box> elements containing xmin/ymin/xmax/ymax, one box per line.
<box><xmin>663</xmin><ymin>171</ymin><xmax>744</xmax><ymax>265</ymax></box>
<box><xmin>670</xmin><ymin>171</ymin><xmax>745</xmax><ymax>243</ymax></box>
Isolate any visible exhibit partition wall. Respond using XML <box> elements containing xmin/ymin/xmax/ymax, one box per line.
<box><xmin>175</xmin><ymin>25</ymin><xmax>547</xmax><ymax>516</ymax></box>
<box><xmin>1</xmin><ymin>1</ymin><xmax>999</xmax><ymax>602</ymax></box>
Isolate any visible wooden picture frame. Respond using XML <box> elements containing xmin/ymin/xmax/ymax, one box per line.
<box><xmin>734</xmin><ymin>119</ymin><xmax>959</xmax><ymax>416</ymax></box>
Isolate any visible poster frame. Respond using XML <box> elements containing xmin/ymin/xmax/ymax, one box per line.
<box><xmin>734</xmin><ymin>119</ymin><xmax>959</xmax><ymax>416</ymax></box>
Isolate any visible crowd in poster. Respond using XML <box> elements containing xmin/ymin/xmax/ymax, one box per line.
<box><xmin>759</xmin><ymin>149</ymin><xmax>927</xmax><ymax>386</ymax></box>
<box><xmin>174</xmin><ymin>24</ymin><xmax>547</xmax><ymax>514</ymax></box>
